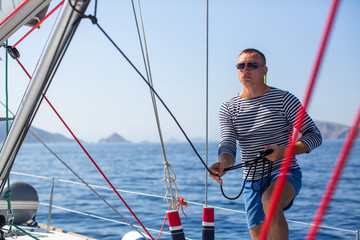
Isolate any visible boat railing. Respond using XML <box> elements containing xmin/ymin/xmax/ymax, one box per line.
<box><xmin>10</xmin><ymin>171</ymin><xmax>360</xmax><ymax>240</ymax></box>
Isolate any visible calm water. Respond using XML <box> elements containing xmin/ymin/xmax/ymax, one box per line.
<box><xmin>9</xmin><ymin>140</ymin><xmax>360</xmax><ymax>239</ymax></box>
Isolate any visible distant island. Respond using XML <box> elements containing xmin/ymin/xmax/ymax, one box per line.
<box><xmin>0</xmin><ymin>120</ymin><xmax>358</xmax><ymax>144</ymax></box>
<box><xmin>98</xmin><ymin>133</ymin><xmax>130</xmax><ymax>143</ymax></box>
<box><xmin>314</xmin><ymin>120</ymin><xmax>351</xmax><ymax>140</ymax></box>
<box><xmin>0</xmin><ymin>122</ymin><xmax>75</xmax><ymax>143</ymax></box>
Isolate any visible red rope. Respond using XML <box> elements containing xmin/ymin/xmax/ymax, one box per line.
<box><xmin>0</xmin><ymin>0</ymin><xmax>31</xmax><ymax>27</ymax></box>
<box><xmin>156</xmin><ymin>197</ymin><xmax>187</xmax><ymax>240</ymax></box>
<box><xmin>306</xmin><ymin>106</ymin><xmax>360</xmax><ymax>240</ymax></box>
<box><xmin>14</xmin><ymin>59</ymin><xmax>154</xmax><ymax>239</ymax></box>
<box><xmin>176</xmin><ymin>197</ymin><xmax>188</xmax><ymax>217</ymax></box>
<box><xmin>12</xmin><ymin>1</ymin><xmax>64</xmax><ymax>49</ymax></box>
<box><xmin>258</xmin><ymin>0</ymin><xmax>340</xmax><ymax>239</ymax></box>
<box><xmin>16</xmin><ymin>59</ymin><xmax>32</xmax><ymax>78</ymax></box>
<box><xmin>43</xmin><ymin>97</ymin><xmax>154</xmax><ymax>240</ymax></box>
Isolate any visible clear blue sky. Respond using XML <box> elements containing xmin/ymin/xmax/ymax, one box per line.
<box><xmin>1</xmin><ymin>0</ymin><xmax>359</xmax><ymax>143</ymax></box>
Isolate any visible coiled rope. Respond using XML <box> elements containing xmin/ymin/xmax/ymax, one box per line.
<box><xmin>220</xmin><ymin>149</ymin><xmax>273</xmax><ymax>200</ymax></box>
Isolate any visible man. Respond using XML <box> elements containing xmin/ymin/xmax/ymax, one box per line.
<box><xmin>209</xmin><ymin>48</ymin><xmax>322</xmax><ymax>240</ymax></box>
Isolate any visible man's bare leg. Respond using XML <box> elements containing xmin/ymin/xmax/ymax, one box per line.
<box><xmin>249</xmin><ymin>223</ymin><xmax>262</xmax><ymax>239</ymax></box>
<box><xmin>248</xmin><ymin>181</ymin><xmax>295</xmax><ymax>240</ymax></box>
<box><xmin>261</xmin><ymin>181</ymin><xmax>295</xmax><ymax>240</ymax></box>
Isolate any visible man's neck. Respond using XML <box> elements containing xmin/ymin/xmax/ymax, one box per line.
<box><xmin>241</xmin><ymin>85</ymin><xmax>270</xmax><ymax>99</ymax></box>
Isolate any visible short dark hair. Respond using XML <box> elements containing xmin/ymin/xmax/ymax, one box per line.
<box><xmin>239</xmin><ymin>48</ymin><xmax>266</xmax><ymax>65</ymax></box>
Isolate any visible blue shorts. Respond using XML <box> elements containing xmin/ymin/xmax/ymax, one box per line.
<box><xmin>243</xmin><ymin>167</ymin><xmax>302</xmax><ymax>229</ymax></box>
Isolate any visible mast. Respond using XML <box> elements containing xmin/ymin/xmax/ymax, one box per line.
<box><xmin>0</xmin><ymin>0</ymin><xmax>91</xmax><ymax>192</ymax></box>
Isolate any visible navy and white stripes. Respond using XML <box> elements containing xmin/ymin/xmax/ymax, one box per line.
<box><xmin>218</xmin><ymin>87</ymin><xmax>322</xmax><ymax>180</ymax></box>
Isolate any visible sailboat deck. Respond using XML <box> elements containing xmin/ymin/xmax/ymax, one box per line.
<box><xmin>2</xmin><ymin>224</ymin><xmax>96</xmax><ymax>240</ymax></box>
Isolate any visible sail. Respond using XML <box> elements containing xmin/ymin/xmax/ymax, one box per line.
<box><xmin>0</xmin><ymin>0</ymin><xmax>51</xmax><ymax>45</ymax></box>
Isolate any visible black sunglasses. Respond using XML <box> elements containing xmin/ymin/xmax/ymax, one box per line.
<box><xmin>236</xmin><ymin>62</ymin><xmax>264</xmax><ymax>70</ymax></box>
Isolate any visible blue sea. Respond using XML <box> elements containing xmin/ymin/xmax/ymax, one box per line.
<box><xmin>9</xmin><ymin>140</ymin><xmax>360</xmax><ymax>239</ymax></box>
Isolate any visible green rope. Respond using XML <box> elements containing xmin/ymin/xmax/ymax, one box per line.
<box><xmin>9</xmin><ymin>224</ymin><xmax>40</xmax><ymax>240</ymax></box>
<box><xmin>4</xmin><ymin>40</ymin><xmax>13</xmax><ymax>227</ymax></box>
<box><xmin>2</xmin><ymin>41</ymin><xmax>39</xmax><ymax>240</ymax></box>
<box><xmin>5</xmin><ymin>41</ymin><xmax>9</xmax><ymax>134</ymax></box>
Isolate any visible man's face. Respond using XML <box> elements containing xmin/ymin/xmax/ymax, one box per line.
<box><xmin>237</xmin><ymin>53</ymin><xmax>267</xmax><ymax>86</ymax></box>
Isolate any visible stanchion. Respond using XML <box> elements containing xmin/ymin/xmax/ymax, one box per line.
<box><xmin>167</xmin><ymin>210</ymin><xmax>185</xmax><ymax>240</ymax></box>
<box><xmin>202</xmin><ymin>206</ymin><xmax>214</xmax><ymax>240</ymax></box>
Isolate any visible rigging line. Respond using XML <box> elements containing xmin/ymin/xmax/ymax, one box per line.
<box><xmin>259</xmin><ymin>0</ymin><xmax>340</xmax><ymax>239</ymax></box>
<box><xmin>6</xmin><ymin>4</ymin><xmax>82</xmax><ymax>179</ymax></box>
<box><xmin>71</xmin><ymin>0</ymin><xmax>216</xmax><ymax>176</ymax></box>
<box><xmin>131</xmin><ymin>0</ymin><xmax>178</xmax><ymax>210</ymax></box>
<box><xmin>81</xmin><ymin>16</ymin><xmax>215</xmax><ymax>176</ymax></box>
<box><xmin>0</xmin><ymin>0</ymin><xmax>80</xmax><ymax>196</ymax></box>
<box><xmin>204</xmin><ymin>0</ymin><xmax>209</xmax><ymax>206</ymax></box>
<box><xmin>4</xmin><ymin>40</ymin><xmax>14</xmax><ymax>226</ymax></box>
<box><xmin>39</xmin><ymin>203</ymin><xmax>173</xmax><ymax>237</ymax></box>
<box><xmin>94</xmin><ymin>0</ymin><xmax>98</xmax><ymax>17</ymax></box>
<box><xmin>306</xmin><ymin>105</ymin><xmax>360</xmax><ymax>239</ymax></box>
<box><xmin>5</xmin><ymin>41</ymin><xmax>9</xmax><ymax>134</ymax></box>
<box><xmin>136</xmin><ymin>0</ymin><xmax>168</xmax><ymax>165</ymax></box>
<box><xmin>29</xmin><ymin>128</ymin><xmax>148</xmax><ymax>238</ymax></box>
<box><xmin>130</xmin><ymin>0</ymin><xmax>149</xmax><ymax>80</ymax></box>
<box><xmin>11</xmin><ymin>0</ymin><xmax>65</xmax><ymax>49</ymax></box>
<box><xmin>39</xmin><ymin>203</ymin><xmax>197</xmax><ymax>240</ymax></box>
<box><xmin>14</xmin><ymin>55</ymin><xmax>154</xmax><ymax>240</ymax></box>
<box><xmin>4</xmin><ymin>0</ymin><xmax>81</xmax><ymax>163</ymax></box>
<box><xmin>138</xmin><ymin>0</ymin><xmax>178</xmax><ymax>209</ymax></box>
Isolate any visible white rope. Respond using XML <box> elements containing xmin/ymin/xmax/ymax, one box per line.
<box><xmin>163</xmin><ymin>161</ymin><xmax>178</xmax><ymax>205</ymax></box>
<box><xmin>131</xmin><ymin>0</ymin><xmax>178</xmax><ymax>210</ymax></box>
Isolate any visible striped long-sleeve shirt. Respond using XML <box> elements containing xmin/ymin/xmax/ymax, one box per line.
<box><xmin>218</xmin><ymin>87</ymin><xmax>322</xmax><ymax>180</ymax></box>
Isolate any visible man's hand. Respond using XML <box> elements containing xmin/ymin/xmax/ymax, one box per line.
<box><xmin>209</xmin><ymin>153</ymin><xmax>235</xmax><ymax>185</ymax></box>
<box><xmin>209</xmin><ymin>162</ymin><xmax>227</xmax><ymax>185</ymax></box>
<box><xmin>265</xmin><ymin>141</ymin><xmax>309</xmax><ymax>162</ymax></box>
<box><xmin>264</xmin><ymin>145</ymin><xmax>285</xmax><ymax>162</ymax></box>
